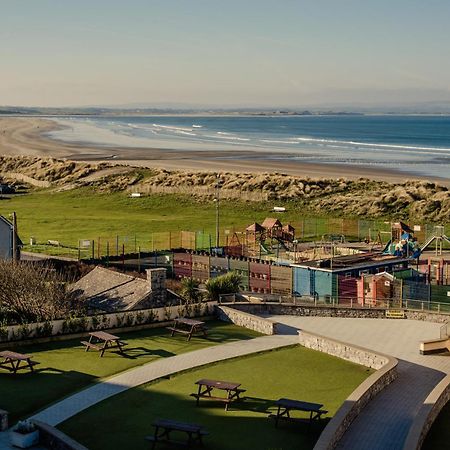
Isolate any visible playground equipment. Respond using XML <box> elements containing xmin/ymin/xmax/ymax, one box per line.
<box><xmin>421</xmin><ymin>226</ymin><xmax>450</xmax><ymax>255</ymax></box>
<box><xmin>382</xmin><ymin>221</ymin><xmax>421</xmax><ymax>259</ymax></box>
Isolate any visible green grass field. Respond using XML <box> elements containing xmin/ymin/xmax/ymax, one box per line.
<box><xmin>0</xmin><ymin>188</ymin><xmax>337</xmax><ymax>256</ymax></box>
<box><xmin>0</xmin><ymin>321</ymin><xmax>260</xmax><ymax>422</ymax></box>
<box><xmin>59</xmin><ymin>345</ymin><xmax>372</xmax><ymax>450</ymax></box>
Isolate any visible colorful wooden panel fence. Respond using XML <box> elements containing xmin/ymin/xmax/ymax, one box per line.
<box><xmin>191</xmin><ymin>254</ymin><xmax>210</xmax><ymax>282</ymax></box>
<box><xmin>249</xmin><ymin>261</ymin><xmax>270</xmax><ymax>293</ymax></box>
<box><xmin>173</xmin><ymin>253</ymin><xmax>192</xmax><ymax>278</ymax></box>
<box><xmin>270</xmin><ymin>265</ymin><xmax>292</xmax><ymax>295</ymax></box>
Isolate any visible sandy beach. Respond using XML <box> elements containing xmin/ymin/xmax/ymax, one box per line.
<box><xmin>0</xmin><ymin>116</ymin><xmax>448</xmax><ymax>185</ymax></box>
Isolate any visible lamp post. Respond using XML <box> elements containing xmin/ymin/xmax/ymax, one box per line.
<box><xmin>214</xmin><ymin>174</ymin><xmax>222</xmax><ymax>255</ymax></box>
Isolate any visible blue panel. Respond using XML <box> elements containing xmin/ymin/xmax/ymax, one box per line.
<box><xmin>293</xmin><ymin>267</ymin><xmax>311</xmax><ymax>296</ymax></box>
<box><xmin>314</xmin><ymin>271</ymin><xmax>333</xmax><ymax>298</ymax></box>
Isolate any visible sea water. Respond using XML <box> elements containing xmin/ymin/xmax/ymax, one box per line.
<box><xmin>48</xmin><ymin>115</ymin><xmax>450</xmax><ymax>180</ymax></box>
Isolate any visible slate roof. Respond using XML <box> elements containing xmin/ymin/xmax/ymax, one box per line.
<box><xmin>70</xmin><ymin>266</ymin><xmax>150</xmax><ymax>312</ymax></box>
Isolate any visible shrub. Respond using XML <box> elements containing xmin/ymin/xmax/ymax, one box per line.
<box><xmin>35</xmin><ymin>321</ymin><xmax>53</xmax><ymax>338</ymax></box>
<box><xmin>124</xmin><ymin>313</ymin><xmax>134</xmax><ymax>328</ymax></box>
<box><xmin>180</xmin><ymin>278</ymin><xmax>202</xmax><ymax>303</ymax></box>
<box><xmin>136</xmin><ymin>311</ymin><xmax>145</xmax><ymax>324</ymax></box>
<box><xmin>18</xmin><ymin>323</ymin><xmax>32</xmax><ymax>340</ymax></box>
<box><xmin>62</xmin><ymin>315</ymin><xmax>88</xmax><ymax>334</ymax></box>
<box><xmin>205</xmin><ymin>271</ymin><xmax>242</xmax><ymax>301</ymax></box>
<box><xmin>0</xmin><ymin>319</ymin><xmax>8</xmax><ymax>341</ymax></box>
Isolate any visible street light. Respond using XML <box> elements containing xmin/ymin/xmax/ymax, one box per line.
<box><xmin>214</xmin><ymin>174</ymin><xmax>222</xmax><ymax>255</ymax></box>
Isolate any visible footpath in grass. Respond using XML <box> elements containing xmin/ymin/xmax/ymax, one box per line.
<box><xmin>60</xmin><ymin>345</ymin><xmax>373</xmax><ymax>450</ymax></box>
<box><xmin>422</xmin><ymin>401</ymin><xmax>450</xmax><ymax>450</ymax></box>
<box><xmin>0</xmin><ymin>321</ymin><xmax>260</xmax><ymax>422</ymax></box>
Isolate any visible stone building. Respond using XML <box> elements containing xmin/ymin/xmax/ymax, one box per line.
<box><xmin>70</xmin><ymin>266</ymin><xmax>171</xmax><ymax>313</ymax></box>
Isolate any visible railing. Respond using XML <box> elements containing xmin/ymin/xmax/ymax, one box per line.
<box><xmin>219</xmin><ymin>294</ymin><xmax>450</xmax><ymax>315</ymax></box>
<box><xmin>440</xmin><ymin>322</ymin><xmax>450</xmax><ymax>339</ymax></box>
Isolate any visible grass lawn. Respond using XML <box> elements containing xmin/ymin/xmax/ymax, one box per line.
<box><xmin>59</xmin><ymin>345</ymin><xmax>373</xmax><ymax>450</ymax></box>
<box><xmin>422</xmin><ymin>401</ymin><xmax>450</xmax><ymax>450</ymax></box>
<box><xmin>0</xmin><ymin>188</ymin><xmax>334</xmax><ymax>255</ymax></box>
<box><xmin>0</xmin><ymin>321</ymin><xmax>260</xmax><ymax>422</ymax></box>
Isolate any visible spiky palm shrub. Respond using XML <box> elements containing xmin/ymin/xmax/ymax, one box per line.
<box><xmin>205</xmin><ymin>271</ymin><xmax>242</xmax><ymax>301</ymax></box>
<box><xmin>180</xmin><ymin>277</ymin><xmax>202</xmax><ymax>303</ymax></box>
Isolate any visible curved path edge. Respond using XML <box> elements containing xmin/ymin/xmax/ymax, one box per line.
<box><xmin>403</xmin><ymin>373</ymin><xmax>450</xmax><ymax>450</ymax></box>
<box><xmin>29</xmin><ymin>334</ymin><xmax>297</xmax><ymax>426</ymax></box>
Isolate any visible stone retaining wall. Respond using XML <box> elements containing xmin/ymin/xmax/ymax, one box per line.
<box><xmin>32</xmin><ymin>420</ymin><xmax>88</xmax><ymax>450</ymax></box>
<box><xmin>299</xmin><ymin>330</ymin><xmax>392</xmax><ymax>370</ymax></box>
<box><xmin>403</xmin><ymin>374</ymin><xmax>450</xmax><ymax>450</ymax></box>
<box><xmin>0</xmin><ymin>409</ymin><xmax>8</xmax><ymax>431</ymax></box>
<box><xmin>222</xmin><ymin>302</ymin><xmax>450</xmax><ymax>324</ymax></box>
<box><xmin>305</xmin><ymin>331</ymin><xmax>398</xmax><ymax>450</ymax></box>
<box><xmin>226</xmin><ymin>302</ymin><xmax>388</xmax><ymax>319</ymax></box>
<box><xmin>404</xmin><ymin>310</ymin><xmax>450</xmax><ymax>324</ymax></box>
<box><xmin>215</xmin><ymin>306</ymin><xmax>277</xmax><ymax>335</ymax></box>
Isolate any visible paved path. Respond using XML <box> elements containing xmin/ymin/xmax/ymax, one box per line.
<box><xmin>267</xmin><ymin>315</ymin><xmax>450</xmax><ymax>450</ymax></box>
<box><xmin>29</xmin><ymin>334</ymin><xmax>297</xmax><ymax>427</ymax></box>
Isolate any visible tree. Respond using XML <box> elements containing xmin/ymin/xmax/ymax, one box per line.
<box><xmin>0</xmin><ymin>260</ymin><xmax>77</xmax><ymax>324</ymax></box>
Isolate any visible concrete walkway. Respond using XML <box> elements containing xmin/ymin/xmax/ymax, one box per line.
<box><xmin>267</xmin><ymin>315</ymin><xmax>450</xmax><ymax>450</ymax></box>
<box><xmin>29</xmin><ymin>334</ymin><xmax>297</xmax><ymax>427</ymax></box>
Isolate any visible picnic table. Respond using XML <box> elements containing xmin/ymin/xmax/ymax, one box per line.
<box><xmin>81</xmin><ymin>331</ymin><xmax>127</xmax><ymax>357</ymax></box>
<box><xmin>191</xmin><ymin>378</ymin><xmax>246</xmax><ymax>411</ymax></box>
<box><xmin>167</xmin><ymin>318</ymin><xmax>207</xmax><ymax>341</ymax></box>
<box><xmin>270</xmin><ymin>398</ymin><xmax>328</xmax><ymax>427</ymax></box>
<box><xmin>0</xmin><ymin>350</ymin><xmax>39</xmax><ymax>374</ymax></box>
<box><xmin>145</xmin><ymin>419</ymin><xmax>208</xmax><ymax>449</ymax></box>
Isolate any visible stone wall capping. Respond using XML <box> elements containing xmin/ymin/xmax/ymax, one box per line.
<box><xmin>403</xmin><ymin>374</ymin><xmax>450</xmax><ymax>450</ymax></box>
<box><xmin>31</xmin><ymin>420</ymin><xmax>89</xmax><ymax>450</ymax></box>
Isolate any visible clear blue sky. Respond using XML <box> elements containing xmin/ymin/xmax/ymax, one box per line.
<box><xmin>1</xmin><ymin>0</ymin><xmax>450</xmax><ymax>108</ymax></box>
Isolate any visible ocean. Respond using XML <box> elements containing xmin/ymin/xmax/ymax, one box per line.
<box><xmin>48</xmin><ymin>115</ymin><xmax>450</xmax><ymax>180</ymax></box>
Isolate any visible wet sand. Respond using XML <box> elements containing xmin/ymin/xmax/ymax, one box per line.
<box><xmin>0</xmin><ymin>116</ymin><xmax>448</xmax><ymax>185</ymax></box>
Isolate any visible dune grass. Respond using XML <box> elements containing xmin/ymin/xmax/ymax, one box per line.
<box><xmin>0</xmin><ymin>321</ymin><xmax>260</xmax><ymax>422</ymax></box>
<box><xmin>59</xmin><ymin>345</ymin><xmax>373</xmax><ymax>450</ymax></box>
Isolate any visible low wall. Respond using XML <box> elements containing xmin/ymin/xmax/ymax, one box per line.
<box><xmin>297</xmin><ymin>331</ymin><xmax>398</xmax><ymax>450</ymax></box>
<box><xmin>420</xmin><ymin>338</ymin><xmax>449</xmax><ymax>355</ymax></box>
<box><xmin>405</xmin><ymin>310</ymin><xmax>450</xmax><ymax>324</ymax></box>
<box><xmin>299</xmin><ymin>330</ymin><xmax>392</xmax><ymax>370</ymax></box>
<box><xmin>215</xmin><ymin>305</ymin><xmax>277</xmax><ymax>335</ymax></box>
<box><xmin>32</xmin><ymin>420</ymin><xmax>88</xmax><ymax>450</ymax></box>
<box><xmin>0</xmin><ymin>301</ymin><xmax>217</xmax><ymax>346</ymax></box>
<box><xmin>0</xmin><ymin>409</ymin><xmax>8</xmax><ymax>431</ymax></box>
<box><xmin>403</xmin><ymin>374</ymin><xmax>450</xmax><ymax>450</ymax></box>
<box><xmin>226</xmin><ymin>302</ymin><xmax>388</xmax><ymax>319</ymax></box>
<box><xmin>222</xmin><ymin>302</ymin><xmax>450</xmax><ymax>325</ymax></box>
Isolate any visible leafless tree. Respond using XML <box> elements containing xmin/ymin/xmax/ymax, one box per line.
<box><xmin>0</xmin><ymin>260</ymin><xmax>77</xmax><ymax>324</ymax></box>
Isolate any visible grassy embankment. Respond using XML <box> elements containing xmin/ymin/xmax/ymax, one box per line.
<box><xmin>59</xmin><ymin>345</ymin><xmax>373</xmax><ymax>450</ymax></box>
<box><xmin>0</xmin><ymin>321</ymin><xmax>260</xmax><ymax>422</ymax></box>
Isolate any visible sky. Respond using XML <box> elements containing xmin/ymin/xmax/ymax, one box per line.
<box><xmin>1</xmin><ymin>0</ymin><xmax>450</xmax><ymax>108</ymax></box>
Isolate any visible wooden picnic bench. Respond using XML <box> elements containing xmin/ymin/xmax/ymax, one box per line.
<box><xmin>269</xmin><ymin>398</ymin><xmax>328</xmax><ymax>428</ymax></box>
<box><xmin>167</xmin><ymin>318</ymin><xmax>207</xmax><ymax>341</ymax></box>
<box><xmin>145</xmin><ymin>419</ymin><xmax>209</xmax><ymax>449</ymax></box>
<box><xmin>81</xmin><ymin>331</ymin><xmax>127</xmax><ymax>357</ymax></box>
<box><xmin>0</xmin><ymin>351</ymin><xmax>39</xmax><ymax>374</ymax></box>
<box><xmin>191</xmin><ymin>378</ymin><xmax>246</xmax><ymax>411</ymax></box>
